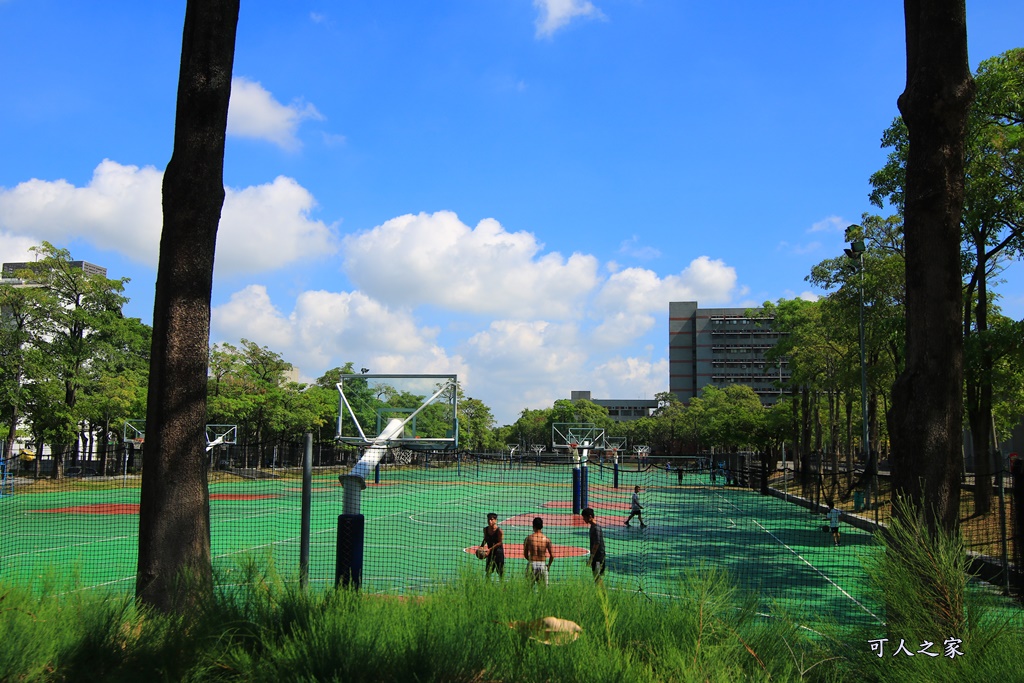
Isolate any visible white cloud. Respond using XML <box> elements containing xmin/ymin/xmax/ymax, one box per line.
<box><xmin>342</xmin><ymin>211</ymin><xmax>600</xmax><ymax>319</ymax></box>
<box><xmin>589</xmin><ymin>356</ymin><xmax>669</xmax><ymax>402</ymax></box>
<box><xmin>211</xmin><ymin>284</ymin><xmax>467</xmax><ymax>385</ymax></box>
<box><xmin>586</xmin><ymin>256</ymin><xmax>737</xmax><ymax>349</ymax></box>
<box><xmin>211</xmin><ymin>284</ymin><xmax>294</xmax><ymax>350</ymax></box>
<box><xmin>466</xmin><ymin>319</ymin><xmax>585</xmax><ymax>376</ymax></box>
<box><xmin>618</xmin><ymin>235</ymin><xmax>661</xmax><ymax>260</ymax></box>
<box><xmin>591</xmin><ymin>311</ymin><xmax>657</xmax><ymax>347</ymax></box>
<box><xmin>462</xmin><ymin>319</ymin><xmax>588</xmax><ymax>419</ymax></box>
<box><xmin>227</xmin><ymin>77</ymin><xmax>324</xmax><ymax>150</ymax></box>
<box><xmin>0</xmin><ymin>160</ymin><xmax>162</xmax><ymax>257</ymax></box>
<box><xmin>778</xmin><ymin>215</ymin><xmax>852</xmax><ymax>255</ymax></box>
<box><xmin>777</xmin><ymin>239</ymin><xmax>822</xmax><ymax>255</ymax></box>
<box><xmin>207</xmin><ymin>238</ymin><xmax>745</xmax><ymax>423</ymax></box>
<box><xmin>220</xmin><ymin>176</ymin><xmax>339</xmax><ymax>275</ymax></box>
<box><xmin>0</xmin><ymin>160</ymin><xmax>338</xmax><ymax>277</ymax></box>
<box><xmin>534</xmin><ymin>0</ymin><xmax>605</xmax><ymax>38</ymax></box>
<box><xmin>594</xmin><ymin>256</ymin><xmax>737</xmax><ymax>316</ymax></box>
<box><xmin>808</xmin><ymin>215</ymin><xmax>847</xmax><ymax>233</ymax></box>
<box><xmin>0</xmin><ymin>232</ymin><xmax>39</xmax><ymax>264</ymax></box>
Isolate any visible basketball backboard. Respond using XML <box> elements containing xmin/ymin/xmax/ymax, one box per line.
<box><xmin>123</xmin><ymin>419</ymin><xmax>145</xmax><ymax>443</ymax></box>
<box><xmin>605</xmin><ymin>436</ymin><xmax>627</xmax><ymax>451</ymax></box>
<box><xmin>551</xmin><ymin>423</ymin><xmax>605</xmax><ymax>450</ymax></box>
<box><xmin>337</xmin><ymin>374</ymin><xmax>458</xmax><ymax>448</ymax></box>
<box><xmin>206</xmin><ymin>424</ymin><xmax>238</xmax><ymax>451</ymax></box>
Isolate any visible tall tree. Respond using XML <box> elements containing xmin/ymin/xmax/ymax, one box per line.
<box><xmin>888</xmin><ymin>0</ymin><xmax>975</xmax><ymax>533</ymax></box>
<box><xmin>8</xmin><ymin>244</ymin><xmax>129</xmax><ymax>478</ymax></box>
<box><xmin>871</xmin><ymin>49</ymin><xmax>1024</xmax><ymax>513</ymax></box>
<box><xmin>0</xmin><ymin>283</ymin><xmax>40</xmax><ymax>467</ymax></box>
<box><xmin>136</xmin><ymin>0</ymin><xmax>240</xmax><ymax>612</ymax></box>
<box><xmin>78</xmin><ymin>316</ymin><xmax>151</xmax><ymax>474</ymax></box>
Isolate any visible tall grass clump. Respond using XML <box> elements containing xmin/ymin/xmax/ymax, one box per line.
<box><xmin>201</xmin><ymin>565</ymin><xmax>845</xmax><ymax>683</ymax></box>
<box><xmin>849</xmin><ymin>495</ymin><xmax>1024</xmax><ymax>682</ymax></box>
<box><xmin>0</xmin><ymin>578</ymin><xmax>144</xmax><ymax>682</ymax></box>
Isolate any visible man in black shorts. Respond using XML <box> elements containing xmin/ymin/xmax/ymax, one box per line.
<box><xmin>581</xmin><ymin>507</ymin><xmax>605</xmax><ymax>583</ymax></box>
<box><xmin>624</xmin><ymin>485</ymin><xmax>647</xmax><ymax>528</ymax></box>
<box><xmin>481</xmin><ymin>512</ymin><xmax>505</xmax><ymax>578</ymax></box>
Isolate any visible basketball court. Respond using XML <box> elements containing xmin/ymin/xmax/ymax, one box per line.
<box><xmin>0</xmin><ymin>462</ymin><xmax>886</xmax><ymax>632</ymax></box>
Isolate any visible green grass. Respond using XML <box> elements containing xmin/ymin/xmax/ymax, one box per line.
<box><xmin>3</xmin><ymin>563</ymin><xmax>849</xmax><ymax>682</ymax></box>
<box><xmin>3</xmin><ymin>474</ymin><xmax>1022</xmax><ymax>681</ymax></box>
<box><xmin>5</xmin><ymin>543</ymin><xmax>1021</xmax><ymax>683</ymax></box>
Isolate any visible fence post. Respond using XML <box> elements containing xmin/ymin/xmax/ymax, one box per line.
<box><xmin>997</xmin><ymin>456</ymin><xmax>1009</xmax><ymax>595</ymax></box>
<box><xmin>1012</xmin><ymin>455</ymin><xmax>1023</xmax><ymax>595</ymax></box>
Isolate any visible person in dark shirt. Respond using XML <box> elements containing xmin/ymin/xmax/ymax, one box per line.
<box><xmin>582</xmin><ymin>507</ymin><xmax>605</xmax><ymax>583</ymax></box>
<box><xmin>481</xmin><ymin>512</ymin><xmax>505</xmax><ymax>578</ymax></box>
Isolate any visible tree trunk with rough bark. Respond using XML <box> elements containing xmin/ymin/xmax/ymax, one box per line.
<box><xmin>136</xmin><ymin>0</ymin><xmax>239</xmax><ymax>613</ymax></box>
<box><xmin>888</xmin><ymin>0</ymin><xmax>975</xmax><ymax>534</ymax></box>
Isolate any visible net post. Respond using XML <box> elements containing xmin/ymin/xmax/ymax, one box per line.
<box><xmin>300</xmin><ymin>432</ymin><xmax>312</xmax><ymax>590</ymax></box>
<box><xmin>611</xmin><ymin>448</ymin><xmax>620</xmax><ymax>488</ymax></box>
<box><xmin>337</xmin><ymin>467</ymin><xmax>368</xmax><ymax>590</ymax></box>
<box><xmin>571</xmin><ymin>444</ymin><xmax>581</xmax><ymax>515</ymax></box>
<box><xmin>374</xmin><ymin>462</ymin><xmax>381</xmax><ymax>484</ymax></box>
<box><xmin>580</xmin><ymin>442</ymin><xmax>590</xmax><ymax>510</ymax></box>
<box><xmin>336</xmin><ymin>512</ymin><xmax>365</xmax><ymax>590</ymax></box>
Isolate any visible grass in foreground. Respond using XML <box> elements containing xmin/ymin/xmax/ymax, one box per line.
<box><xmin>2</xmin><ymin>539</ymin><xmax>1022</xmax><ymax>682</ymax></box>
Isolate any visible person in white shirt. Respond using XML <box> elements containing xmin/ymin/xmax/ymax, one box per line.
<box><xmin>624</xmin><ymin>485</ymin><xmax>647</xmax><ymax>528</ymax></box>
<box><xmin>826</xmin><ymin>499</ymin><xmax>841</xmax><ymax>546</ymax></box>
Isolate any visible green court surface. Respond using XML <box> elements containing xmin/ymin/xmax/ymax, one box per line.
<box><xmin>0</xmin><ymin>463</ymin><xmax>888</xmax><ymax>632</ymax></box>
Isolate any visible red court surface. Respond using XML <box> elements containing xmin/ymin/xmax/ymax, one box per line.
<box><xmin>542</xmin><ymin>500</ymin><xmax>630</xmax><ymax>511</ymax></box>
<box><xmin>32</xmin><ymin>503</ymin><xmax>139</xmax><ymax>515</ymax></box>
<box><xmin>465</xmin><ymin>543</ymin><xmax>588</xmax><ymax>558</ymax></box>
<box><xmin>32</xmin><ymin>493</ymin><xmax>278</xmax><ymax>515</ymax></box>
<box><xmin>209</xmin><ymin>493</ymin><xmax>280</xmax><ymax>500</ymax></box>
<box><xmin>501</xmin><ymin>512</ymin><xmax>620</xmax><ymax>527</ymax></box>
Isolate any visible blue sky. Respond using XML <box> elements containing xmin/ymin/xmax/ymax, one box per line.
<box><xmin>1</xmin><ymin>1</ymin><xmax>1022</xmax><ymax>425</ymax></box>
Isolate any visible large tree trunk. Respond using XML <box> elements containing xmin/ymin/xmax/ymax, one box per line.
<box><xmin>888</xmin><ymin>0</ymin><xmax>974</xmax><ymax>534</ymax></box>
<box><xmin>136</xmin><ymin>0</ymin><xmax>239</xmax><ymax>613</ymax></box>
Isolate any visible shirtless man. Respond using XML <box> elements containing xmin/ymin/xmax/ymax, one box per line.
<box><xmin>523</xmin><ymin>516</ymin><xmax>554</xmax><ymax>585</ymax></box>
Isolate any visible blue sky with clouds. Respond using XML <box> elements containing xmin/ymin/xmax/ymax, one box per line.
<box><xmin>1</xmin><ymin>1</ymin><xmax>1022</xmax><ymax>424</ymax></box>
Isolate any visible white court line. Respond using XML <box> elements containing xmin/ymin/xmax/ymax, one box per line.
<box><xmin>711</xmin><ymin>491</ymin><xmax>883</xmax><ymax>624</ymax></box>
<box><xmin>406</xmin><ymin>490</ymin><xmax>503</xmax><ymax>526</ymax></box>
<box><xmin>751</xmin><ymin>520</ymin><xmax>883</xmax><ymax>624</ymax></box>
<box><xmin>1</xmin><ymin>535</ymin><xmax>136</xmax><ymax>561</ymax></box>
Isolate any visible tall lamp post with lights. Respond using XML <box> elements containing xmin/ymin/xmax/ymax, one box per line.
<box><xmin>844</xmin><ymin>226</ymin><xmax>871</xmax><ymax>508</ymax></box>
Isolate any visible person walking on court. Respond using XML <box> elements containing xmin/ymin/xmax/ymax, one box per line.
<box><xmin>624</xmin><ymin>485</ymin><xmax>647</xmax><ymax>528</ymax></box>
<box><xmin>523</xmin><ymin>517</ymin><xmax>554</xmax><ymax>585</ymax></box>
<box><xmin>481</xmin><ymin>512</ymin><xmax>505</xmax><ymax>578</ymax></box>
<box><xmin>582</xmin><ymin>507</ymin><xmax>605</xmax><ymax>583</ymax></box>
<box><xmin>826</xmin><ymin>499</ymin><xmax>841</xmax><ymax>546</ymax></box>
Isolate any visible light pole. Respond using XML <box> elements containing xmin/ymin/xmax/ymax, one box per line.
<box><xmin>844</xmin><ymin>226</ymin><xmax>870</xmax><ymax>507</ymax></box>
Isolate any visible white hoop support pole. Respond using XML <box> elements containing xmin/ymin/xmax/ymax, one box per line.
<box><xmin>342</xmin><ymin>417</ymin><xmax>406</xmax><ymax>514</ymax></box>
